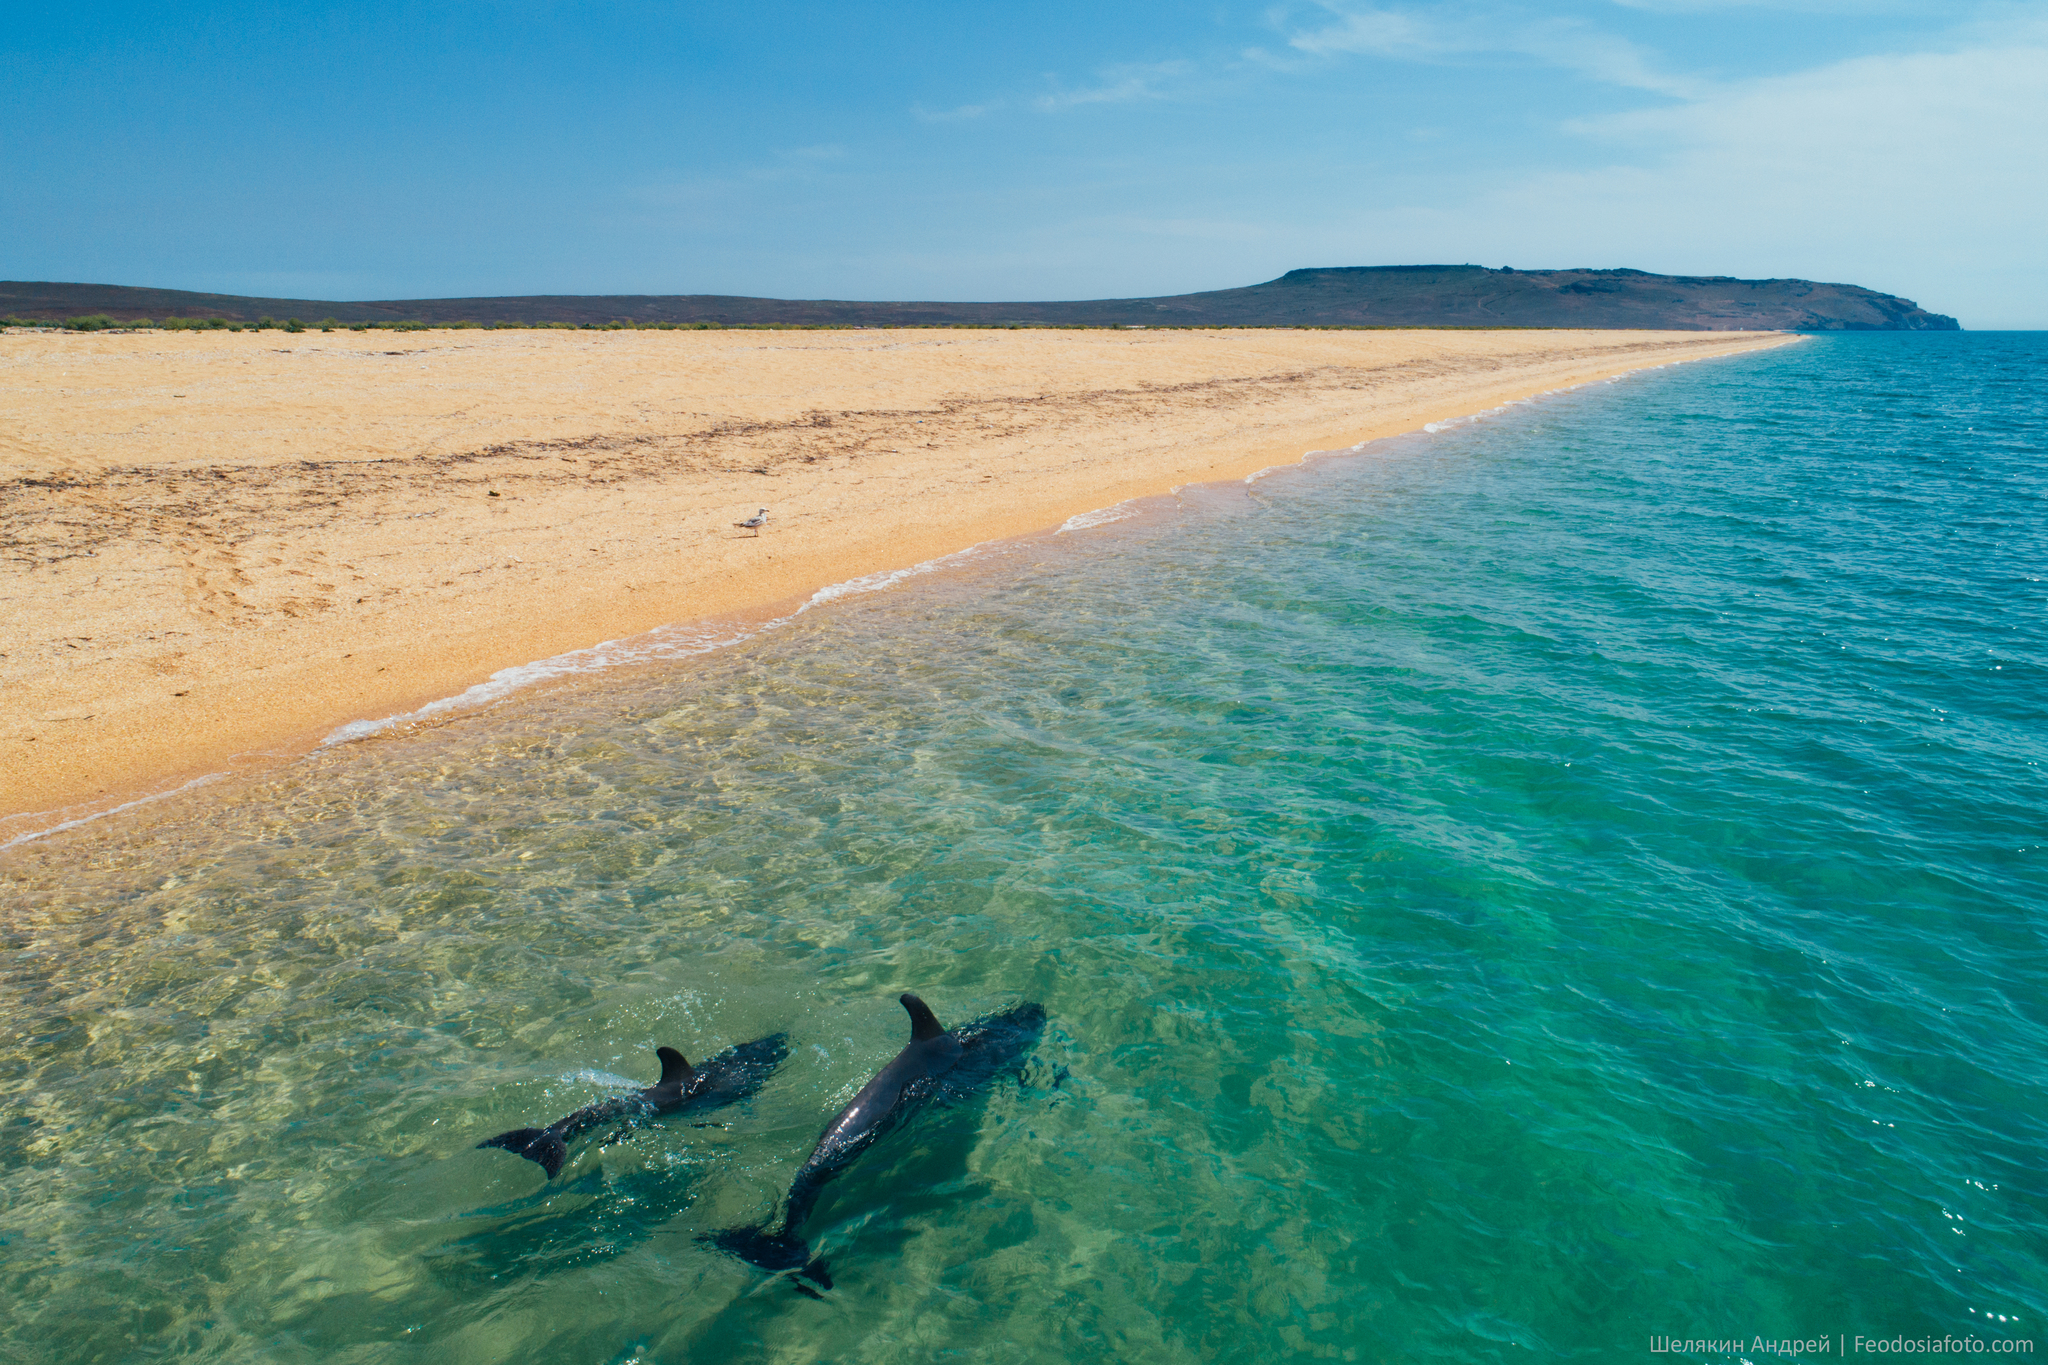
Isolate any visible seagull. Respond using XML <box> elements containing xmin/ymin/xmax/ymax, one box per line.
<box><xmin>734</xmin><ymin>508</ymin><xmax>768</xmax><ymax>536</ymax></box>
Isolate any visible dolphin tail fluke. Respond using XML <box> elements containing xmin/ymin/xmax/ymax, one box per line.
<box><xmin>707</xmin><ymin>1224</ymin><xmax>813</xmax><ymax>1272</ymax></box>
<box><xmin>477</xmin><ymin>1127</ymin><xmax>569</xmax><ymax>1178</ymax></box>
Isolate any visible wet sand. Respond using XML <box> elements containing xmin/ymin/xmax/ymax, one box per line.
<box><xmin>1</xmin><ymin>325</ymin><xmax>1793</xmax><ymax>836</ymax></box>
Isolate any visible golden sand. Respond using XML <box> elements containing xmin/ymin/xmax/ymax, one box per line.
<box><xmin>1</xmin><ymin>325</ymin><xmax>1793</xmax><ymax>836</ymax></box>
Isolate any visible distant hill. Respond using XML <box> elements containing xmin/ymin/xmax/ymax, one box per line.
<box><xmin>1</xmin><ymin>266</ymin><xmax>1959</xmax><ymax>331</ymax></box>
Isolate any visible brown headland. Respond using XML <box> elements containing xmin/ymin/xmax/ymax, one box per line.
<box><xmin>3</xmin><ymin>266</ymin><xmax>1957</xmax><ymax>330</ymax></box>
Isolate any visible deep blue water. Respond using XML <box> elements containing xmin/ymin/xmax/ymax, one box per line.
<box><xmin>2</xmin><ymin>333</ymin><xmax>2042</xmax><ymax>1363</ymax></box>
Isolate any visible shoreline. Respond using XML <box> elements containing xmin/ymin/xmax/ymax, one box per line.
<box><xmin>1</xmin><ymin>326</ymin><xmax>1796</xmax><ymax>845</ymax></box>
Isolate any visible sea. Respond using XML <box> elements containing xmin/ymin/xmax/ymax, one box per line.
<box><xmin>2</xmin><ymin>332</ymin><xmax>2042</xmax><ymax>1364</ymax></box>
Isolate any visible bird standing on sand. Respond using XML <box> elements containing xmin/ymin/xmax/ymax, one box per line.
<box><xmin>735</xmin><ymin>508</ymin><xmax>768</xmax><ymax>536</ymax></box>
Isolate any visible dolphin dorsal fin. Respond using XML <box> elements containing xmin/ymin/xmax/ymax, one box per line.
<box><xmin>900</xmin><ymin>993</ymin><xmax>946</xmax><ymax>1042</ymax></box>
<box><xmin>656</xmin><ymin>1046</ymin><xmax>695</xmax><ymax>1085</ymax></box>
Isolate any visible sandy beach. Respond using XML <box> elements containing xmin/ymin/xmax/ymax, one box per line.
<box><xmin>1</xmin><ymin>325</ymin><xmax>1792</xmax><ymax>836</ymax></box>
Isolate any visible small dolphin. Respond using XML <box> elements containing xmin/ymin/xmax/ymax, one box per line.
<box><xmin>713</xmin><ymin>994</ymin><xmax>1046</xmax><ymax>1276</ymax></box>
<box><xmin>479</xmin><ymin>1033</ymin><xmax>789</xmax><ymax>1178</ymax></box>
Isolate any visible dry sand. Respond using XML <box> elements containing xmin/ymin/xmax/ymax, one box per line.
<box><xmin>1</xmin><ymin>325</ymin><xmax>1793</xmax><ymax>838</ymax></box>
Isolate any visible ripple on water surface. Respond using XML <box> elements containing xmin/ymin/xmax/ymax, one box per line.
<box><xmin>2</xmin><ymin>333</ymin><xmax>2043</xmax><ymax>1364</ymax></box>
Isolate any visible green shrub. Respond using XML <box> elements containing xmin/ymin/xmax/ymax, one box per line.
<box><xmin>65</xmin><ymin>314</ymin><xmax>119</xmax><ymax>331</ymax></box>
<box><xmin>284</xmin><ymin>318</ymin><xmax>305</xmax><ymax>333</ymax></box>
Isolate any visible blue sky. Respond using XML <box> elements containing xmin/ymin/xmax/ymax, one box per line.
<box><xmin>6</xmin><ymin>1</ymin><xmax>2043</xmax><ymax>325</ymax></box>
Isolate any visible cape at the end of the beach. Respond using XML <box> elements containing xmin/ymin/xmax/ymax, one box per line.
<box><xmin>1</xmin><ymin>325</ymin><xmax>1792</xmax><ymax>831</ymax></box>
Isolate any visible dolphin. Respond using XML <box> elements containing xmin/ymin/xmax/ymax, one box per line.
<box><xmin>712</xmin><ymin>994</ymin><xmax>1046</xmax><ymax>1276</ymax></box>
<box><xmin>479</xmin><ymin>1032</ymin><xmax>789</xmax><ymax>1178</ymax></box>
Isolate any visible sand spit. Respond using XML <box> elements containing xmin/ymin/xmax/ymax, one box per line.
<box><xmin>1</xmin><ymin>326</ymin><xmax>1793</xmax><ymax>833</ymax></box>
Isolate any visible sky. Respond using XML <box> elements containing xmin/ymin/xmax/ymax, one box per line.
<box><xmin>5</xmin><ymin>1</ymin><xmax>2044</xmax><ymax>326</ymax></box>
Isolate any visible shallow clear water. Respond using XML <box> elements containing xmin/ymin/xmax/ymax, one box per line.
<box><xmin>4</xmin><ymin>334</ymin><xmax>2043</xmax><ymax>1363</ymax></box>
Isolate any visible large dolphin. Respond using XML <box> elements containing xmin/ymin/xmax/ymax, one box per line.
<box><xmin>713</xmin><ymin>993</ymin><xmax>1046</xmax><ymax>1277</ymax></box>
<box><xmin>479</xmin><ymin>1033</ymin><xmax>789</xmax><ymax>1178</ymax></box>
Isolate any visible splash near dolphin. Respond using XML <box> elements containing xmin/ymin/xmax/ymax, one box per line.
<box><xmin>478</xmin><ymin>1033</ymin><xmax>789</xmax><ymax>1178</ymax></box>
<box><xmin>713</xmin><ymin>993</ymin><xmax>1047</xmax><ymax>1278</ymax></box>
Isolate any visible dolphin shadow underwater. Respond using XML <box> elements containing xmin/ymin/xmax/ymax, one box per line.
<box><xmin>423</xmin><ymin>1163</ymin><xmax>707</xmax><ymax>1288</ymax></box>
<box><xmin>708</xmin><ymin>993</ymin><xmax>1047</xmax><ymax>1290</ymax></box>
<box><xmin>478</xmin><ymin>1033</ymin><xmax>789</xmax><ymax>1179</ymax></box>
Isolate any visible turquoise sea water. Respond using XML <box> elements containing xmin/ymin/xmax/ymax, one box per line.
<box><xmin>3</xmin><ymin>334</ymin><xmax>2043</xmax><ymax>1363</ymax></box>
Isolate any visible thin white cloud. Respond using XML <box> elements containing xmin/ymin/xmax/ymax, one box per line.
<box><xmin>1283</xmin><ymin>4</ymin><xmax>1707</xmax><ymax>96</ymax></box>
<box><xmin>1285</xmin><ymin>5</ymin><xmax>1441</xmax><ymax>61</ymax></box>
<box><xmin>913</xmin><ymin>100</ymin><xmax>1003</xmax><ymax>123</ymax></box>
<box><xmin>1034</xmin><ymin>60</ymin><xmax>1192</xmax><ymax>112</ymax></box>
<box><xmin>1240</xmin><ymin>43</ymin><xmax>1312</xmax><ymax>72</ymax></box>
<box><xmin>1298</xmin><ymin>24</ymin><xmax>2048</xmax><ymax>324</ymax></box>
<box><xmin>1609</xmin><ymin>0</ymin><xmax>1961</xmax><ymax>12</ymax></box>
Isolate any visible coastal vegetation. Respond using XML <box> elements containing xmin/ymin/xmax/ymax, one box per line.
<box><xmin>2</xmin><ymin>314</ymin><xmax>1567</xmax><ymax>334</ymax></box>
<box><xmin>1</xmin><ymin>265</ymin><xmax>1959</xmax><ymax>333</ymax></box>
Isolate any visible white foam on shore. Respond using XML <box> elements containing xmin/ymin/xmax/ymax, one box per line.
<box><xmin>1248</xmin><ymin>375</ymin><xmax>1605</xmax><ymax>483</ymax></box>
<box><xmin>1245</xmin><ymin>437</ymin><xmax>1376</xmax><ymax>484</ymax></box>
<box><xmin>1239</xmin><ymin>335</ymin><xmax>1799</xmax><ymax>484</ymax></box>
<box><xmin>321</xmin><ymin>620</ymin><xmax>765</xmax><ymax>745</ymax></box>
<box><xmin>1</xmin><ymin>772</ymin><xmax>228</xmax><ymax>852</ymax></box>
<box><xmin>798</xmin><ymin>545</ymin><xmax>984</xmax><ymax>607</ymax></box>
<box><xmin>250</xmin><ymin>339</ymin><xmax>1815</xmax><ymax>755</ymax></box>
<box><xmin>319</xmin><ymin>545</ymin><xmax>994</xmax><ymax>745</ymax></box>
<box><xmin>1057</xmin><ymin>503</ymin><xmax>1139</xmax><ymax>533</ymax></box>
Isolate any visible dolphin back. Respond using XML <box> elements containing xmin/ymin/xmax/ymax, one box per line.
<box><xmin>708</xmin><ymin>998</ymin><xmax>1049</xmax><ymax>1277</ymax></box>
<box><xmin>689</xmin><ymin>1032</ymin><xmax>791</xmax><ymax>1108</ymax></box>
<box><xmin>477</xmin><ymin>1126</ymin><xmax>570</xmax><ymax>1179</ymax></box>
<box><xmin>477</xmin><ymin>1031</ymin><xmax>791</xmax><ymax>1180</ymax></box>
<box><xmin>936</xmin><ymin>1001</ymin><xmax>1048</xmax><ymax>1097</ymax></box>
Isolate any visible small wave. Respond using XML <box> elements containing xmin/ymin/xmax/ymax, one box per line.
<box><xmin>798</xmin><ymin>546</ymin><xmax>984</xmax><ymax>607</ymax></box>
<box><xmin>321</xmin><ymin>621</ymin><xmax>762</xmax><ymax>744</ymax></box>
<box><xmin>1247</xmin><ymin>438</ymin><xmax>1379</xmax><ymax>484</ymax></box>
<box><xmin>567</xmin><ymin>1068</ymin><xmax>640</xmax><ymax>1090</ymax></box>
<box><xmin>1424</xmin><ymin>395</ymin><xmax>1542</xmax><ymax>434</ymax></box>
<box><xmin>322</xmin><ymin>546</ymin><xmax>992</xmax><ymax>745</ymax></box>
<box><xmin>1416</xmin><ymin>345</ymin><xmax>1783</xmax><ymax>436</ymax></box>
<box><xmin>1057</xmin><ymin>504</ymin><xmax>1138</xmax><ymax>533</ymax></box>
<box><xmin>1</xmin><ymin>772</ymin><xmax>228</xmax><ymax>852</ymax></box>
